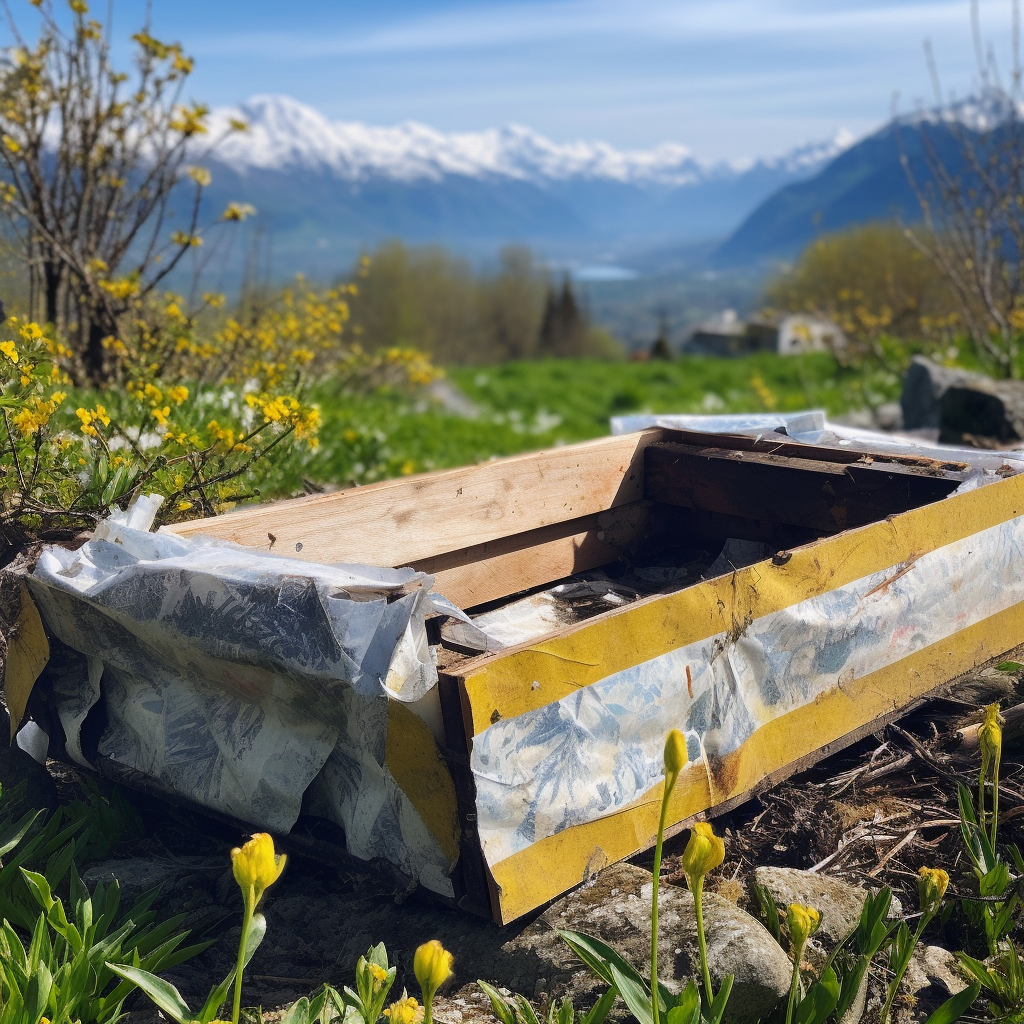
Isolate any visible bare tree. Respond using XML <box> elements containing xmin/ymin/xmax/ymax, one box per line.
<box><xmin>900</xmin><ymin>0</ymin><xmax>1024</xmax><ymax>377</ymax></box>
<box><xmin>0</xmin><ymin>0</ymin><xmax>245</xmax><ymax>383</ymax></box>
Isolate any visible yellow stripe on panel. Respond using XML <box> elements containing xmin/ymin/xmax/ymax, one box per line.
<box><xmin>487</xmin><ymin>596</ymin><xmax>1024</xmax><ymax>923</ymax></box>
<box><xmin>461</xmin><ymin>473</ymin><xmax>1024</xmax><ymax>735</ymax></box>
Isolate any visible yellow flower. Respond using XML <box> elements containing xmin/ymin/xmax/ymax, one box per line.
<box><xmin>186</xmin><ymin>166</ymin><xmax>211</xmax><ymax>187</ymax></box>
<box><xmin>152</xmin><ymin>405</ymin><xmax>170</xmax><ymax>427</ymax></box>
<box><xmin>0</xmin><ymin>340</ymin><xmax>19</xmax><ymax>363</ymax></box>
<box><xmin>917</xmin><ymin>867</ymin><xmax>949</xmax><ymax>916</ymax></box>
<box><xmin>664</xmin><ymin>728</ymin><xmax>688</xmax><ymax>777</ymax></box>
<box><xmin>786</xmin><ymin>903</ymin><xmax>821</xmax><ymax>951</ymax></box>
<box><xmin>221</xmin><ymin>202</ymin><xmax>256</xmax><ymax>222</ymax></box>
<box><xmin>414</xmin><ymin>940</ymin><xmax>454</xmax><ymax>1004</ymax></box>
<box><xmin>369</xmin><ymin>962</ymin><xmax>388</xmax><ymax>988</ymax></box>
<box><xmin>76</xmin><ymin>405</ymin><xmax>110</xmax><ymax>436</ymax></box>
<box><xmin>680</xmin><ymin>822</ymin><xmax>725</xmax><ymax>887</ymax></box>
<box><xmin>230</xmin><ymin>832</ymin><xmax>286</xmax><ymax>910</ymax></box>
<box><xmin>980</xmin><ymin>702</ymin><xmax>1003</xmax><ymax>777</ymax></box>
<box><xmin>168</xmin><ymin>385</ymin><xmax>189</xmax><ymax>404</ymax></box>
<box><xmin>383</xmin><ymin>997</ymin><xmax>424</xmax><ymax>1024</ymax></box>
<box><xmin>177</xmin><ymin>500</ymin><xmax>193</xmax><ymax>512</ymax></box>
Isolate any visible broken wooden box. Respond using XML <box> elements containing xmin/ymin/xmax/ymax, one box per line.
<box><xmin>12</xmin><ymin>425</ymin><xmax>1024</xmax><ymax>924</ymax></box>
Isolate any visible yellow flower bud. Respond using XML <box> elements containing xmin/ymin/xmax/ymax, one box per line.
<box><xmin>664</xmin><ymin>729</ymin><xmax>688</xmax><ymax>777</ymax></box>
<box><xmin>230</xmin><ymin>832</ymin><xmax>286</xmax><ymax>909</ymax></box>
<box><xmin>980</xmin><ymin>702</ymin><xmax>1003</xmax><ymax>777</ymax></box>
<box><xmin>414</xmin><ymin>939</ymin><xmax>454</xmax><ymax>1004</ymax></box>
<box><xmin>786</xmin><ymin>903</ymin><xmax>821</xmax><ymax>952</ymax></box>
<box><xmin>680</xmin><ymin>822</ymin><xmax>725</xmax><ymax>887</ymax></box>
<box><xmin>917</xmin><ymin>867</ymin><xmax>949</xmax><ymax>916</ymax></box>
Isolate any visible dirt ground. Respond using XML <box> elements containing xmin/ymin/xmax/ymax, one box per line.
<box><xmin>34</xmin><ymin>645</ymin><xmax>1016</xmax><ymax>1022</ymax></box>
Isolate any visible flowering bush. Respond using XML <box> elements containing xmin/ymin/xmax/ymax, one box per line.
<box><xmin>0</xmin><ymin>287</ymin><xmax>436</xmax><ymax>560</ymax></box>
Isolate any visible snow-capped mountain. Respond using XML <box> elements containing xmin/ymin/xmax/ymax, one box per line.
<box><xmin>190</xmin><ymin>94</ymin><xmax>857</xmax><ymax>276</ymax></box>
<box><xmin>205</xmin><ymin>94</ymin><xmax>852</xmax><ymax>188</ymax></box>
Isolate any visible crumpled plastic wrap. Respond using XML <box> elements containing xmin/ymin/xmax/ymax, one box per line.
<box><xmin>25</xmin><ymin>496</ymin><xmax>476</xmax><ymax>896</ymax></box>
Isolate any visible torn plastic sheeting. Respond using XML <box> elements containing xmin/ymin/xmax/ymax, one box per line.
<box><xmin>610</xmin><ymin>409</ymin><xmax>1024</xmax><ymax>478</ymax></box>
<box><xmin>23</xmin><ymin>496</ymin><xmax>479</xmax><ymax>896</ymax></box>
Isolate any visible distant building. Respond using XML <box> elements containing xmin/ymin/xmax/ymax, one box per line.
<box><xmin>685</xmin><ymin>310</ymin><xmax>845</xmax><ymax>357</ymax></box>
<box><xmin>687</xmin><ymin>309</ymin><xmax>750</xmax><ymax>357</ymax></box>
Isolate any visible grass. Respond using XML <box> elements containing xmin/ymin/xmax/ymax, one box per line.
<box><xmin>261</xmin><ymin>352</ymin><xmax>904</xmax><ymax>497</ymax></box>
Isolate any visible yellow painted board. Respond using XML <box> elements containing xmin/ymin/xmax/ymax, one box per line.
<box><xmin>458</xmin><ymin>470</ymin><xmax>1024</xmax><ymax>736</ymax></box>
<box><xmin>488</xmin><ymin>595</ymin><xmax>1024</xmax><ymax>922</ymax></box>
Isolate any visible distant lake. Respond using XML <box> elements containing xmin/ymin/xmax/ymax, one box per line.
<box><xmin>571</xmin><ymin>265</ymin><xmax>639</xmax><ymax>282</ymax></box>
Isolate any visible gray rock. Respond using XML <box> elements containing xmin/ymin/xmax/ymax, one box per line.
<box><xmin>513</xmin><ymin>862</ymin><xmax>791</xmax><ymax>1024</ymax></box>
<box><xmin>901</xmin><ymin>356</ymin><xmax>985</xmax><ymax>430</ymax></box>
<box><xmin>751</xmin><ymin>867</ymin><xmax>902</xmax><ymax>945</ymax></box>
<box><xmin>903</xmin><ymin>945</ymin><xmax>968</xmax><ymax>998</ymax></box>
<box><xmin>939</xmin><ymin>377</ymin><xmax>1024</xmax><ymax>446</ymax></box>
<box><xmin>873</xmin><ymin>402</ymin><xmax>904</xmax><ymax>432</ymax></box>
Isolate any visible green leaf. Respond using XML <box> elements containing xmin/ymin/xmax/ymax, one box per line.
<box><xmin>664</xmin><ymin>981</ymin><xmax>701</xmax><ymax>1024</ymax></box>
<box><xmin>105</xmin><ymin>963</ymin><xmax>195</xmax><ymax>1024</ymax></box>
<box><xmin>513</xmin><ymin>994</ymin><xmax>541</xmax><ymax>1024</ymax></box>
<box><xmin>23</xmin><ymin>962</ymin><xmax>52</xmax><ymax>1024</ymax></box>
<box><xmin>921</xmin><ymin>982</ymin><xmax>981</xmax><ymax>1024</ymax></box>
<box><xmin>996</xmin><ymin>661</ymin><xmax>1024</xmax><ymax>673</ymax></box>
<box><xmin>607</xmin><ymin>961</ymin><xmax>653</xmax><ymax>1024</ymax></box>
<box><xmin>751</xmin><ymin>882</ymin><xmax>782</xmax><ymax>944</ymax></box>
<box><xmin>558</xmin><ymin>930</ymin><xmax>649</xmax><ymax>993</ymax></box>
<box><xmin>580</xmin><ymin>987</ymin><xmax>617</xmax><ymax>1024</ymax></box>
<box><xmin>476</xmin><ymin>980</ymin><xmax>517</xmax><ymax>1024</ymax></box>
<box><xmin>707</xmin><ymin>974</ymin><xmax>734</xmax><ymax>1024</ymax></box>
<box><xmin>282</xmin><ymin>997</ymin><xmax>312</xmax><ymax>1024</ymax></box>
<box><xmin>0</xmin><ymin>808</ymin><xmax>42</xmax><ymax>858</ymax></box>
<box><xmin>795</xmin><ymin>967</ymin><xmax>839</xmax><ymax>1024</ymax></box>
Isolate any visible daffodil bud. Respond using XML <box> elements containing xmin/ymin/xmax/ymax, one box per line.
<box><xmin>980</xmin><ymin>702</ymin><xmax>1003</xmax><ymax>776</ymax></box>
<box><xmin>664</xmin><ymin>729</ymin><xmax>688</xmax><ymax>777</ymax></box>
<box><xmin>680</xmin><ymin>822</ymin><xmax>725</xmax><ymax>887</ymax></box>
<box><xmin>786</xmin><ymin>903</ymin><xmax>821</xmax><ymax>952</ymax></box>
<box><xmin>917</xmin><ymin>867</ymin><xmax>949</xmax><ymax>916</ymax></box>
<box><xmin>414</xmin><ymin>939</ymin><xmax>454</xmax><ymax>1004</ymax></box>
<box><xmin>231</xmin><ymin>832</ymin><xmax>286</xmax><ymax>909</ymax></box>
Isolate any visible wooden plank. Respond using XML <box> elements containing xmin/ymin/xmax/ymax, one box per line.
<box><xmin>412</xmin><ymin>502</ymin><xmax>649</xmax><ymax>609</ymax></box>
<box><xmin>645</xmin><ymin>441</ymin><xmax>960</xmax><ymax>533</ymax></box>
<box><xmin>163</xmin><ymin>430</ymin><xmax>662</xmax><ymax>568</ymax></box>
<box><xmin>659</xmin><ymin>427</ymin><xmax>971</xmax><ymax>473</ymax></box>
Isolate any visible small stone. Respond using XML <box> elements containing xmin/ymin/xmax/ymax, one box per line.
<box><xmin>751</xmin><ymin>867</ymin><xmax>902</xmax><ymax>945</ymax></box>
<box><xmin>903</xmin><ymin>944</ymin><xmax>969</xmax><ymax>997</ymax></box>
<box><xmin>509</xmin><ymin>862</ymin><xmax>791</xmax><ymax>1024</ymax></box>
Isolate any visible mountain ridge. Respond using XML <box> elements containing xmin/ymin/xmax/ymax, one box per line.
<box><xmin>203</xmin><ymin>94</ymin><xmax>854</xmax><ymax>188</ymax></box>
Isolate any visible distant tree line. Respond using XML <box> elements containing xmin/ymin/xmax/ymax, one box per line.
<box><xmin>344</xmin><ymin>241</ymin><xmax>622</xmax><ymax>365</ymax></box>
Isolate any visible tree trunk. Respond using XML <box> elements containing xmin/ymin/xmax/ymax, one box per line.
<box><xmin>42</xmin><ymin>259</ymin><xmax>60</xmax><ymax>327</ymax></box>
<box><xmin>82</xmin><ymin>316</ymin><xmax>109</xmax><ymax>385</ymax></box>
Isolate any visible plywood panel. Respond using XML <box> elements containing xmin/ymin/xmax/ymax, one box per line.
<box><xmin>163</xmin><ymin>430</ymin><xmax>661</xmax><ymax>568</ymax></box>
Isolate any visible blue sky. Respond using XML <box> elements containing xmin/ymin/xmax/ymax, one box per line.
<box><xmin>107</xmin><ymin>0</ymin><xmax>1015</xmax><ymax>161</ymax></box>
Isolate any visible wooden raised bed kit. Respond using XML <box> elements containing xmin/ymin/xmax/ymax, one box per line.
<box><xmin>159</xmin><ymin>425</ymin><xmax>1024</xmax><ymax>924</ymax></box>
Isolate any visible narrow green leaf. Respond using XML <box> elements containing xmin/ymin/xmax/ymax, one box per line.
<box><xmin>707</xmin><ymin>974</ymin><xmax>734</xmax><ymax>1024</ymax></box>
<box><xmin>921</xmin><ymin>982</ymin><xmax>981</xmax><ymax>1024</ymax></box>
<box><xmin>477</xmin><ymin>981</ymin><xmax>517</xmax><ymax>1024</ymax></box>
<box><xmin>580</xmin><ymin>987</ymin><xmax>617</xmax><ymax>1024</ymax></box>
<box><xmin>105</xmin><ymin>963</ymin><xmax>195</xmax><ymax>1024</ymax></box>
<box><xmin>607</xmin><ymin>962</ymin><xmax>653</xmax><ymax>1024</ymax></box>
